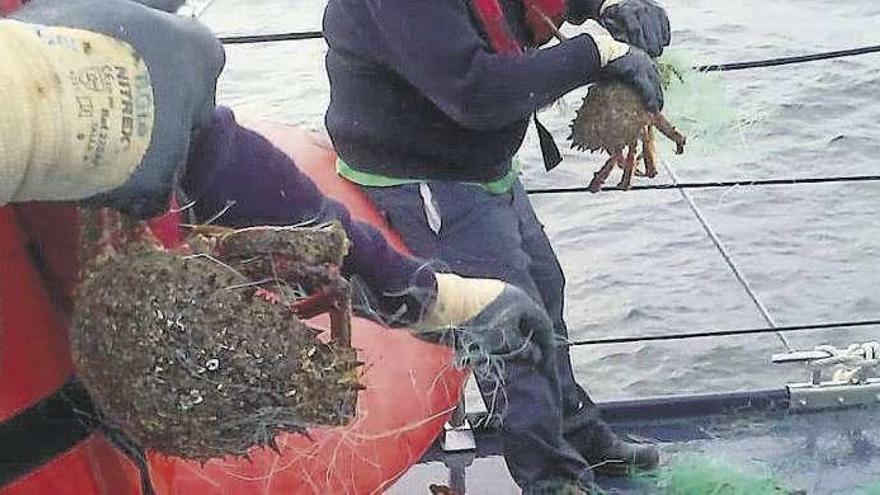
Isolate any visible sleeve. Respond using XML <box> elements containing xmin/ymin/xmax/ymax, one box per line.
<box><xmin>181</xmin><ymin>107</ymin><xmax>438</xmax><ymax>325</ymax></box>
<box><xmin>363</xmin><ymin>0</ymin><xmax>603</xmax><ymax>130</ymax></box>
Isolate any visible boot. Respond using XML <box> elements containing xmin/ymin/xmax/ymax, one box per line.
<box><xmin>522</xmin><ymin>479</ymin><xmax>601</xmax><ymax>495</ymax></box>
<box><xmin>563</xmin><ymin>404</ymin><xmax>659</xmax><ymax>477</ymax></box>
<box><xmin>587</xmin><ymin>437</ymin><xmax>659</xmax><ymax>476</ymax></box>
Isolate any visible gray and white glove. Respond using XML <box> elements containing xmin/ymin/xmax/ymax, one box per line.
<box><xmin>417</xmin><ymin>274</ymin><xmax>555</xmax><ymax>366</ymax></box>
<box><xmin>599</xmin><ymin>0</ymin><xmax>670</xmax><ymax>57</ymax></box>
<box><xmin>582</xmin><ymin>21</ymin><xmax>663</xmax><ymax>112</ymax></box>
<box><xmin>1</xmin><ymin>0</ymin><xmax>224</xmax><ymax>218</ymax></box>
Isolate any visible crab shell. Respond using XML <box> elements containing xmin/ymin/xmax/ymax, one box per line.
<box><xmin>569</xmin><ymin>82</ymin><xmax>652</xmax><ymax>155</ymax></box>
<box><xmin>73</xmin><ymin>214</ymin><xmax>360</xmax><ymax>460</ymax></box>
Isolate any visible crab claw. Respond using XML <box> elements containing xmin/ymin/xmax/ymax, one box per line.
<box><xmin>652</xmin><ymin>113</ymin><xmax>686</xmax><ymax>155</ymax></box>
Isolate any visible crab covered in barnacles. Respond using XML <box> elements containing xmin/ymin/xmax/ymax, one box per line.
<box><xmin>569</xmin><ymin>81</ymin><xmax>687</xmax><ymax>191</ymax></box>
<box><xmin>73</xmin><ymin>209</ymin><xmax>362</xmax><ymax>461</ymax></box>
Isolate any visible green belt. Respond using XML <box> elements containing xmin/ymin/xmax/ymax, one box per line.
<box><xmin>336</xmin><ymin>158</ymin><xmax>523</xmax><ymax>195</ymax></box>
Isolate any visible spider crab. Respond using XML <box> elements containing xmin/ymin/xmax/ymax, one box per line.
<box><xmin>569</xmin><ymin>82</ymin><xmax>687</xmax><ymax>191</ymax></box>
<box><xmin>72</xmin><ymin>209</ymin><xmax>361</xmax><ymax>460</ymax></box>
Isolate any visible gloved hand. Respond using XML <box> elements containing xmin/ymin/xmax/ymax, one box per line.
<box><xmin>1</xmin><ymin>0</ymin><xmax>224</xmax><ymax>218</ymax></box>
<box><xmin>598</xmin><ymin>0</ymin><xmax>670</xmax><ymax>57</ymax></box>
<box><xmin>582</xmin><ymin>21</ymin><xmax>663</xmax><ymax>113</ymax></box>
<box><xmin>417</xmin><ymin>274</ymin><xmax>556</xmax><ymax>366</ymax></box>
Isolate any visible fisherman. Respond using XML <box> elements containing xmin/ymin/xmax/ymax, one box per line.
<box><xmin>180</xmin><ymin>106</ymin><xmax>561</xmax><ymax>360</ymax></box>
<box><xmin>0</xmin><ymin>3</ymin><xmax>560</xmax><ymax>490</ymax></box>
<box><xmin>323</xmin><ymin>0</ymin><xmax>670</xmax><ymax>491</ymax></box>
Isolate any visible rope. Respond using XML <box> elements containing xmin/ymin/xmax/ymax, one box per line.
<box><xmin>812</xmin><ymin>341</ymin><xmax>880</xmax><ymax>383</ymax></box>
<box><xmin>698</xmin><ymin>44</ymin><xmax>880</xmax><ymax>72</ymax></box>
<box><xmin>660</xmin><ymin>159</ymin><xmax>792</xmax><ymax>350</ymax></box>
<box><xmin>526</xmin><ymin>174</ymin><xmax>880</xmax><ymax>195</ymax></box>
<box><xmin>814</xmin><ymin>341</ymin><xmax>879</xmax><ymax>367</ymax></box>
<box><xmin>566</xmin><ymin>319</ymin><xmax>880</xmax><ymax>347</ymax></box>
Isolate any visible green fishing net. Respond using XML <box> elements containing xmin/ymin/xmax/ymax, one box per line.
<box><xmin>856</xmin><ymin>482</ymin><xmax>880</xmax><ymax>495</ymax></box>
<box><xmin>653</xmin><ymin>50</ymin><xmax>760</xmax><ymax>156</ymax></box>
<box><xmin>638</xmin><ymin>454</ymin><xmax>794</xmax><ymax>495</ymax></box>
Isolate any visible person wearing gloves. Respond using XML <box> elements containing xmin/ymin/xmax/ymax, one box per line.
<box><xmin>0</xmin><ymin>0</ymin><xmax>559</xmax><ymax>472</ymax></box>
<box><xmin>180</xmin><ymin>106</ymin><xmax>557</xmax><ymax>364</ymax></box>
<box><xmin>323</xmin><ymin>0</ymin><xmax>670</xmax><ymax>491</ymax></box>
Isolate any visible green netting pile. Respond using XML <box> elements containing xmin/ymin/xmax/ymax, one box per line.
<box><xmin>857</xmin><ymin>482</ymin><xmax>880</xmax><ymax>495</ymax></box>
<box><xmin>639</xmin><ymin>454</ymin><xmax>794</xmax><ymax>495</ymax></box>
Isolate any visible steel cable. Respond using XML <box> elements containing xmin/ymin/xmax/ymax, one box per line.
<box><xmin>214</xmin><ymin>29</ymin><xmax>880</xmax><ymax>74</ymax></box>
<box><xmin>567</xmin><ymin>319</ymin><xmax>880</xmax><ymax>347</ymax></box>
<box><xmin>659</xmin><ymin>159</ymin><xmax>792</xmax><ymax>350</ymax></box>
<box><xmin>697</xmin><ymin>44</ymin><xmax>880</xmax><ymax>72</ymax></box>
<box><xmin>526</xmin><ymin>174</ymin><xmax>880</xmax><ymax>195</ymax></box>
<box><xmin>218</xmin><ymin>31</ymin><xmax>324</xmax><ymax>44</ymax></box>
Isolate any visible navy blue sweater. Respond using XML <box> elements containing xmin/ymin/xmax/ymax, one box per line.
<box><xmin>323</xmin><ymin>0</ymin><xmax>604</xmax><ymax>182</ymax></box>
<box><xmin>183</xmin><ymin>107</ymin><xmax>438</xmax><ymax>325</ymax></box>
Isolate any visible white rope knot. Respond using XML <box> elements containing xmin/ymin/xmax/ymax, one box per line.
<box><xmin>813</xmin><ymin>341</ymin><xmax>880</xmax><ymax>383</ymax></box>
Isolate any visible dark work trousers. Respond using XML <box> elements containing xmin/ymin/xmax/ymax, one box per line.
<box><xmin>362</xmin><ymin>179</ymin><xmax>609</xmax><ymax>489</ymax></box>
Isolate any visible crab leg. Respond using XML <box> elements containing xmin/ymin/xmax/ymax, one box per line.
<box><xmin>588</xmin><ymin>152</ymin><xmax>621</xmax><ymax>192</ymax></box>
<box><xmin>79</xmin><ymin>208</ymin><xmax>164</xmax><ymax>264</ymax></box>
<box><xmin>617</xmin><ymin>144</ymin><xmax>638</xmax><ymax>190</ymax></box>
<box><xmin>642</xmin><ymin>125</ymin><xmax>658</xmax><ymax>178</ymax></box>
<box><xmin>288</xmin><ymin>279</ymin><xmax>352</xmax><ymax>348</ymax></box>
<box><xmin>651</xmin><ymin>113</ymin><xmax>686</xmax><ymax>154</ymax></box>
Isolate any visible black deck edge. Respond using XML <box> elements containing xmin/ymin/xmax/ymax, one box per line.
<box><xmin>596</xmin><ymin>388</ymin><xmax>791</xmax><ymax>423</ymax></box>
<box><xmin>464</xmin><ymin>388</ymin><xmax>792</xmax><ymax>428</ymax></box>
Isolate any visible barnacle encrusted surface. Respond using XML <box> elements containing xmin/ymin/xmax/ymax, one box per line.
<box><xmin>73</xmin><ymin>233</ymin><xmax>359</xmax><ymax>460</ymax></box>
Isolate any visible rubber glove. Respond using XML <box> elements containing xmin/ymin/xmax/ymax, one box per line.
<box><xmin>582</xmin><ymin>21</ymin><xmax>663</xmax><ymax>112</ymax></box>
<box><xmin>0</xmin><ymin>0</ymin><xmax>224</xmax><ymax>218</ymax></box>
<box><xmin>417</xmin><ymin>274</ymin><xmax>556</xmax><ymax>366</ymax></box>
<box><xmin>598</xmin><ymin>0</ymin><xmax>670</xmax><ymax>57</ymax></box>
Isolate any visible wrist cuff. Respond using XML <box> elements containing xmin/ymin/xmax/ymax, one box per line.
<box><xmin>581</xmin><ymin>19</ymin><xmax>630</xmax><ymax>66</ymax></box>
<box><xmin>418</xmin><ymin>273</ymin><xmax>505</xmax><ymax>329</ymax></box>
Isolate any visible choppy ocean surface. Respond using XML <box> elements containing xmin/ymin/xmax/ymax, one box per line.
<box><xmin>200</xmin><ymin>0</ymin><xmax>880</xmax><ymax>401</ymax></box>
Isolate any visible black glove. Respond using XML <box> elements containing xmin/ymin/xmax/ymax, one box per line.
<box><xmin>134</xmin><ymin>0</ymin><xmax>187</xmax><ymax>11</ymax></box>
<box><xmin>13</xmin><ymin>0</ymin><xmax>225</xmax><ymax>218</ymax></box>
<box><xmin>599</xmin><ymin>0</ymin><xmax>670</xmax><ymax>57</ymax></box>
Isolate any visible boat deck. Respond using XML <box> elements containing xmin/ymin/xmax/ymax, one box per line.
<box><xmin>391</xmin><ymin>400</ymin><xmax>880</xmax><ymax>494</ymax></box>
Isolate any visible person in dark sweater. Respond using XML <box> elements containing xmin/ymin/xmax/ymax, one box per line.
<box><xmin>323</xmin><ymin>0</ymin><xmax>670</xmax><ymax>492</ymax></box>
<box><xmin>180</xmin><ymin>107</ymin><xmax>558</xmax><ymax>365</ymax></box>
